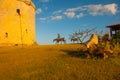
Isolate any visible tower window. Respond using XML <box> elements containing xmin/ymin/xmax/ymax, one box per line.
<box><xmin>26</xmin><ymin>29</ymin><xmax>28</xmax><ymax>33</ymax></box>
<box><xmin>16</xmin><ymin>9</ymin><xmax>21</xmax><ymax>15</ymax></box>
<box><xmin>5</xmin><ymin>32</ymin><xmax>8</xmax><ymax>38</ymax></box>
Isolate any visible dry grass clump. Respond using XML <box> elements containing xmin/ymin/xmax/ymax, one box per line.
<box><xmin>79</xmin><ymin>41</ymin><xmax>120</xmax><ymax>59</ymax></box>
<box><xmin>87</xmin><ymin>42</ymin><xmax>111</xmax><ymax>59</ymax></box>
<box><xmin>111</xmin><ymin>43</ymin><xmax>120</xmax><ymax>57</ymax></box>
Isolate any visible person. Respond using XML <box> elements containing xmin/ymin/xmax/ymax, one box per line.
<box><xmin>58</xmin><ymin>33</ymin><xmax>60</xmax><ymax>38</ymax></box>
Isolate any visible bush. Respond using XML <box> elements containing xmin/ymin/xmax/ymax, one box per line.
<box><xmin>111</xmin><ymin>43</ymin><xmax>120</xmax><ymax>57</ymax></box>
<box><xmin>80</xmin><ymin>41</ymin><xmax>120</xmax><ymax>59</ymax></box>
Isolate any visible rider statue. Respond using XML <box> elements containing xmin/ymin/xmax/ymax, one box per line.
<box><xmin>58</xmin><ymin>33</ymin><xmax>60</xmax><ymax>39</ymax></box>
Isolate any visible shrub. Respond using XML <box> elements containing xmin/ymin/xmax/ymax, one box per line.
<box><xmin>111</xmin><ymin>43</ymin><xmax>120</xmax><ymax>57</ymax></box>
<box><xmin>80</xmin><ymin>41</ymin><xmax>120</xmax><ymax>59</ymax></box>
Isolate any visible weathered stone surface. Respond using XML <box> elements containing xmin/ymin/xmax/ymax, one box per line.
<box><xmin>0</xmin><ymin>0</ymin><xmax>36</xmax><ymax>45</ymax></box>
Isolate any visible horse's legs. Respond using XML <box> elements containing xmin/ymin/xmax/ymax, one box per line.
<box><xmin>64</xmin><ymin>41</ymin><xmax>66</xmax><ymax>44</ymax></box>
<box><xmin>56</xmin><ymin>41</ymin><xmax>58</xmax><ymax>44</ymax></box>
<box><xmin>58</xmin><ymin>41</ymin><xmax>59</xmax><ymax>44</ymax></box>
<box><xmin>77</xmin><ymin>40</ymin><xmax>79</xmax><ymax>43</ymax></box>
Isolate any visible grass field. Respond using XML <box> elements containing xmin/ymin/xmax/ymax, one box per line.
<box><xmin>0</xmin><ymin>44</ymin><xmax>120</xmax><ymax>80</ymax></box>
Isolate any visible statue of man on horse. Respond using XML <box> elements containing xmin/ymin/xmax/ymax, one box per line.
<box><xmin>53</xmin><ymin>33</ymin><xmax>66</xmax><ymax>44</ymax></box>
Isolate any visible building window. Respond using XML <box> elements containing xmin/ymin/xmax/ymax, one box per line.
<box><xmin>26</xmin><ymin>29</ymin><xmax>28</xmax><ymax>33</ymax></box>
<box><xmin>5</xmin><ymin>32</ymin><xmax>8</xmax><ymax>38</ymax></box>
<box><xmin>16</xmin><ymin>9</ymin><xmax>21</xmax><ymax>15</ymax></box>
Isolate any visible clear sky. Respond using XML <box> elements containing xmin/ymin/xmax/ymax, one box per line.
<box><xmin>32</xmin><ymin>0</ymin><xmax>120</xmax><ymax>45</ymax></box>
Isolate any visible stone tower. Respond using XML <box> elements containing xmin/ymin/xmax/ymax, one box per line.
<box><xmin>0</xmin><ymin>0</ymin><xmax>36</xmax><ymax>46</ymax></box>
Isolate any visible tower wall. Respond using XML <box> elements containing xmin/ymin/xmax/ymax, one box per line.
<box><xmin>0</xmin><ymin>0</ymin><xmax>36</xmax><ymax>45</ymax></box>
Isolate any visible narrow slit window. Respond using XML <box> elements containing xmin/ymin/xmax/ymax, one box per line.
<box><xmin>5</xmin><ymin>32</ymin><xmax>8</xmax><ymax>38</ymax></box>
<box><xmin>16</xmin><ymin>9</ymin><xmax>21</xmax><ymax>15</ymax></box>
<box><xmin>26</xmin><ymin>29</ymin><xmax>28</xmax><ymax>33</ymax></box>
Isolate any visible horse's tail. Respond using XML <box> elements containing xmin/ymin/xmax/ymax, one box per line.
<box><xmin>53</xmin><ymin>39</ymin><xmax>56</xmax><ymax>42</ymax></box>
<box><xmin>63</xmin><ymin>38</ymin><xmax>66</xmax><ymax>44</ymax></box>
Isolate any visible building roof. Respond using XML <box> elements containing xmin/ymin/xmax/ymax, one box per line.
<box><xmin>106</xmin><ymin>24</ymin><xmax>120</xmax><ymax>30</ymax></box>
<box><xmin>17</xmin><ymin>0</ymin><xmax>35</xmax><ymax>9</ymax></box>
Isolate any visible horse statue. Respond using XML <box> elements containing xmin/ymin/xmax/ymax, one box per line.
<box><xmin>53</xmin><ymin>37</ymin><xmax>66</xmax><ymax>44</ymax></box>
<box><xmin>71</xmin><ymin>37</ymin><xmax>80</xmax><ymax>43</ymax></box>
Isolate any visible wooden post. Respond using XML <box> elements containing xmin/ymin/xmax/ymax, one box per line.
<box><xmin>110</xmin><ymin>28</ymin><xmax>112</xmax><ymax>40</ymax></box>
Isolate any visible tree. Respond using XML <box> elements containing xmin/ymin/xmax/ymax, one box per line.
<box><xmin>69</xmin><ymin>28</ymin><xmax>96</xmax><ymax>44</ymax></box>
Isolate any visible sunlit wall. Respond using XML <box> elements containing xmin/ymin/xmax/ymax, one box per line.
<box><xmin>0</xmin><ymin>0</ymin><xmax>36</xmax><ymax>45</ymax></box>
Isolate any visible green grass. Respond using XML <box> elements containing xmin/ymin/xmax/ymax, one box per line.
<box><xmin>0</xmin><ymin>44</ymin><xmax>120</xmax><ymax>80</ymax></box>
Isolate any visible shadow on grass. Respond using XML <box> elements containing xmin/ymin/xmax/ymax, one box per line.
<box><xmin>61</xmin><ymin>49</ymin><xmax>87</xmax><ymax>58</ymax></box>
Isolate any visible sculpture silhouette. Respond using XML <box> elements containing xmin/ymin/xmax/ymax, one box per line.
<box><xmin>58</xmin><ymin>33</ymin><xmax>60</xmax><ymax>38</ymax></box>
<box><xmin>71</xmin><ymin>38</ymin><xmax>80</xmax><ymax>43</ymax></box>
<box><xmin>53</xmin><ymin>37</ymin><xmax>66</xmax><ymax>44</ymax></box>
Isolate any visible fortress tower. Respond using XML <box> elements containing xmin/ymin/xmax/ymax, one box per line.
<box><xmin>0</xmin><ymin>0</ymin><xmax>36</xmax><ymax>46</ymax></box>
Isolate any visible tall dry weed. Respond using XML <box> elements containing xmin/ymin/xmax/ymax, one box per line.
<box><xmin>80</xmin><ymin>40</ymin><xmax>120</xmax><ymax>59</ymax></box>
<box><xmin>111</xmin><ymin>43</ymin><xmax>120</xmax><ymax>57</ymax></box>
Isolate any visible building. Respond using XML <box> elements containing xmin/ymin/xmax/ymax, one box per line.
<box><xmin>106</xmin><ymin>24</ymin><xmax>120</xmax><ymax>40</ymax></box>
<box><xmin>0</xmin><ymin>0</ymin><xmax>36</xmax><ymax>46</ymax></box>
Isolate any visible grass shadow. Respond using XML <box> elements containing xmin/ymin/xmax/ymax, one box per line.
<box><xmin>61</xmin><ymin>49</ymin><xmax>87</xmax><ymax>58</ymax></box>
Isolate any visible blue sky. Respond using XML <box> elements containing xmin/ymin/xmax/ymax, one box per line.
<box><xmin>32</xmin><ymin>0</ymin><xmax>120</xmax><ymax>44</ymax></box>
